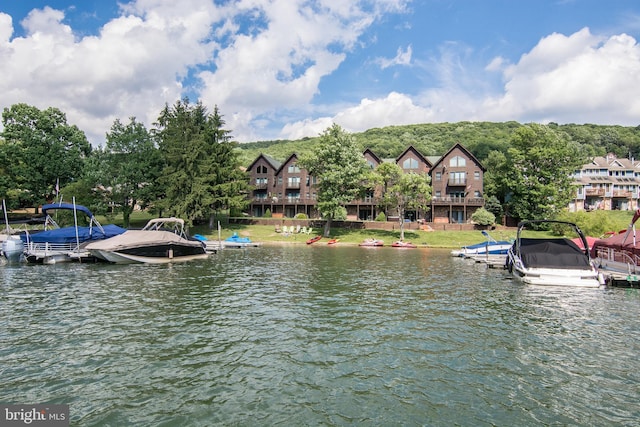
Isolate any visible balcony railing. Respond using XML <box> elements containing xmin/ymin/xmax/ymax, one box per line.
<box><xmin>254</xmin><ymin>182</ymin><xmax>268</xmax><ymax>189</ymax></box>
<box><xmin>431</xmin><ymin>196</ymin><xmax>484</xmax><ymax>206</ymax></box>
<box><xmin>585</xmin><ymin>189</ymin><xmax>606</xmax><ymax>196</ymax></box>
<box><xmin>448</xmin><ymin>178</ymin><xmax>467</xmax><ymax>186</ymax></box>
<box><xmin>612</xmin><ymin>191</ymin><xmax>633</xmax><ymax>198</ymax></box>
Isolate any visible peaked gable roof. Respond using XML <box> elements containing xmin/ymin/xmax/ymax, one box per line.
<box><xmin>275</xmin><ymin>153</ymin><xmax>300</xmax><ymax>175</ymax></box>
<box><xmin>395</xmin><ymin>145</ymin><xmax>432</xmax><ymax>168</ymax></box>
<box><xmin>247</xmin><ymin>153</ymin><xmax>282</xmax><ymax>171</ymax></box>
<box><xmin>430</xmin><ymin>143</ymin><xmax>486</xmax><ymax>172</ymax></box>
<box><xmin>363</xmin><ymin>148</ymin><xmax>382</xmax><ymax>165</ymax></box>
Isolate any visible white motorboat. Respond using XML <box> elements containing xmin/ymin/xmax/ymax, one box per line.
<box><xmin>451</xmin><ymin>230</ymin><xmax>512</xmax><ymax>257</ymax></box>
<box><xmin>505</xmin><ymin>220</ymin><xmax>604</xmax><ymax>287</ymax></box>
<box><xmin>85</xmin><ymin>217</ymin><xmax>208</xmax><ymax>264</ymax></box>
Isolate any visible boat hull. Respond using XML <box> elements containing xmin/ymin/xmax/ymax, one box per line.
<box><xmin>359</xmin><ymin>241</ymin><xmax>383</xmax><ymax>247</ymax></box>
<box><xmin>451</xmin><ymin>242</ymin><xmax>512</xmax><ymax>257</ymax></box>
<box><xmin>510</xmin><ymin>265</ymin><xmax>603</xmax><ymax>287</ymax></box>
<box><xmin>91</xmin><ymin>248</ymin><xmax>209</xmax><ymax>264</ymax></box>
<box><xmin>391</xmin><ymin>241</ymin><xmax>417</xmax><ymax>248</ymax></box>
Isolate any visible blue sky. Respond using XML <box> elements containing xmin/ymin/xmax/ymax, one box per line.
<box><xmin>1</xmin><ymin>0</ymin><xmax>640</xmax><ymax>145</ymax></box>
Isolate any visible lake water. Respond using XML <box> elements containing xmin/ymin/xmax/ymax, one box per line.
<box><xmin>1</xmin><ymin>245</ymin><xmax>639</xmax><ymax>426</ymax></box>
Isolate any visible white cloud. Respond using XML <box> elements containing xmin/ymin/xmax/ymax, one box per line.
<box><xmin>2</xmin><ymin>0</ymin><xmax>640</xmax><ymax>148</ymax></box>
<box><xmin>482</xmin><ymin>28</ymin><xmax>640</xmax><ymax>124</ymax></box>
<box><xmin>283</xmin><ymin>27</ymin><xmax>640</xmax><ymax>140</ymax></box>
<box><xmin>0</xmin><ymin>2</ymin><xmax>218</xmax><ymax>144</ymax></box>
<box><xmin>197</xmin><ymin>0</ymin><xmax>398</xmax><ymax>141</ymax></box>
<box><xmin>374</xmin><ymin>44</ymin><xmax>412</xmax><ymax>69</ymax></box>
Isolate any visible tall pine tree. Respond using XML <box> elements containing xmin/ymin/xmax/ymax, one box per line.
<box><xmin>154</xmin><ymin>99</ymin><xmax>248</xmax><ymax>226</ymax></box>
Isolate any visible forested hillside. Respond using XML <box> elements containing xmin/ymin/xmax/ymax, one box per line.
<box><xmin>236</xmin><ymin>121</ymin><xmax>640</xmax><ymax>166</ymax></box>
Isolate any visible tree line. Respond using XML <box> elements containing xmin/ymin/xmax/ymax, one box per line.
<box><xmin>0</xmin><ymin>100</ymin><xmax>248</xmax><ymax>228</ymax></box>
<box><xmin>1</xmin><ymin>100</ymin><xmax>619</xmax><ymax>229</ymax></box>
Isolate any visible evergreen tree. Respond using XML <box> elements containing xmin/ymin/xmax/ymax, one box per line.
<box><xmin>154</xmin><ymin>99</ymin><xmax>248</xmax><ymax>226</ymax></box>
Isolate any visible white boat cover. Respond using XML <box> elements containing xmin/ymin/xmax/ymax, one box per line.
<box><xmin>85</xmin><ymin>230</ymin><xmax>202</xmax><ymax>251</ymax></box>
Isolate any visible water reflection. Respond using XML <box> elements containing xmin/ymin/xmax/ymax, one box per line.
<box><xmin>1</xmin><ymin>246</ymin><xmax>639</xmax><ymax>426</ymax></box>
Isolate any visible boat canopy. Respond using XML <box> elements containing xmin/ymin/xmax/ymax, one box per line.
<box><xmin>21</xmin><ymin>224</ymin><xmax>126</xmax><ymax>244</ymax></box>
<box><xmin>591</xmin><ymin>209</ymin><xmax>640</xmax><ymax>256</ymax></box>
<box><xmin>519</xmin><ymin>238</ymin><xmax>591</xmax><ymax>269</ymax></box>
<box><xmin>42</xmin><ymin>203</ymin><xmax>93</xmax><ymax>218</ymax></box>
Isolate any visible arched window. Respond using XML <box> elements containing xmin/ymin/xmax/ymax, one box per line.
<box><xmin>449</xmin><ymin>156</ymin><xmax>466</xmax><ymax>167</ymax></box>
<box><xmin>402</xmin><ymin>157</ymin><xmax>419</xmax><ymax>169</ymax></box>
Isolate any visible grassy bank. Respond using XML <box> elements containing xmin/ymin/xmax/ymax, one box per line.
<box><xmin>95</xmin><ymin>209</ymin><xmax>636</xmax><ymax>249</ymax></box>
<box><xmin>189</xmin><ymin>223</ymin><xmax>522</xmax><ymax>248</ymax></box>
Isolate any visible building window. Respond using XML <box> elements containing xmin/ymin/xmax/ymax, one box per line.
<box><xmin>288</xmin><ymin>164</ymin><xmax>301</xmax><ymax>173</ymax></box>
<box><xmin>474</xmin><ymin>171</ymin><xmax>480</xmax><ymax>180</ymax></box>
<box><xmin>288</xmin><ymin>177</ymin><xmax>300</xmax><ymax>187</ymax></box>
<box><xmin>402</xmin><ymin>157</ymin><xmax>419</xmax><ymax>169</ymax></box>
<box><xmin>257</xmin><ymin>165</ymin><xmax>267</xmax><ymax>174</ymax></box>
<box><xmin>450</xmin><ymin>156</ymin><xmax>466</xmax><ymax>167</ymax></box>
<box><xmin>450</xmin><ymin>172</ymin><xmax>466</xmax><ymax>185</ymax></box>
<box><xmin>435</xmin><ymin>172</ymin><xmax>441</xmax><ymax>181</ymax></box>
<box><xmin>435</xmin><ymin>191</ymin><xmax>441</xmax><ymax>197</ymax></box>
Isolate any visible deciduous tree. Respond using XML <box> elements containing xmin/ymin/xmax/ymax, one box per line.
<box><xmin>500</xmin><ymin>124</ymin><xmax>584</xmax><ymax>222</ymax></box>
<box><xmin>300</xmin><ymin>124</ymin><xmax>369</xmax><ymax>237</ymax></box>
<box><xmin>373</xmin><ymin>162</ymin><xmax>431</xmax><ymax>240</ymax></box>
<box><xmin>1</xmin><ymin>103</ymin><xmax>91</xmax><ymax>211</ymax></box>
<box><xmin>103</xmin><ymin>117</ymin><xmax>163</xmax><ymax>227</ymax></box>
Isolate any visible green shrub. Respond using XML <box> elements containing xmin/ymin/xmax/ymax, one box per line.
<box><xmin>556</xmin><ymin>209</ymin><xmax>626</xmax><ymax>237</ymax></box>
<box><xmin>294</xmin><ymin>212</ymin><xmax>308</xmax><ymax>219</ymax></box>
<box><xmin>264</xmin><ymin>208</ymin><xmax>272</xmax><ymax>218</ymax></box>
<box><xmin>471</xmin><ymin>207</ymin><xmax>495</xmax><ymax>226</ymax></box>
<box><xmin>333</xmin><ymin>207</ymin><xmax>347</xmax><ymax>221</ymax></box>
<box><xmin>375</xmin><ymin>212</ymin><xmax>386</xmax><ymax>221</ymax></box>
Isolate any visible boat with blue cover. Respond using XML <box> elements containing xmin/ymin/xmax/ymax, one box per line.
<box><xmin>21</xmin><ymin>202</ymin><xmax>126</xmax><ymax>264</ymax></box>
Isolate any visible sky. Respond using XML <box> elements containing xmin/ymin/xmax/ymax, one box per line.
<box><xmin>1</xmin><ymin>0</ymin><xmax>640</xmax><ymax>146</ymax></box>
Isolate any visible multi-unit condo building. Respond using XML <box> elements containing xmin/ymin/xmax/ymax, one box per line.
<box><xmin>571</xmin><ymin>153</ymin><xmax>640</xmax><ymax>211</ymax></box>
<box><xmin>245</xmin><ymin>143</ymin><xmax>486</xmax><ymax>224</ymax></box>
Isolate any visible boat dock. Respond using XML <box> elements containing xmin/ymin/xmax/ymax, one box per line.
<box><xmin>463</xmin><ymin>253</ymin><xmax>507</xmax><ymax>269</ymax></box>
<box><xmin>601</xmin><ymin>271</ymin><xmax>640</xmax><ymax>288</ymax></box>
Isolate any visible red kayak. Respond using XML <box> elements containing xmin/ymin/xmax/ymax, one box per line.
<box><xmin>359</xmin><ymin>239</ymin><xmax>384</xmax><ymax>247</ymax></box>
<box><xmin>391</xmin><ymin>241</ymin><xmax>417</xmax><ymax>248</ymax></box>
<box><xmin>306</xmin><ymin>236</ymin><xmax>322</xmax><ymax>245</ymax></box>
<box><xmin>327</xmin><ymin>239</ymin><xmax>339</xmax><ymax>245</ymax></box>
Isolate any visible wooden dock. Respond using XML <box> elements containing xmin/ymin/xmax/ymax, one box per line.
<box><xmin>602</xmin><ymin>271</ymin><xmax>640</xmax><ymax>288</ymax></box>
<box><xmin>464</xmin><ymin>254</ymin><xmax>507</xmax><ymax>269</ymax></box>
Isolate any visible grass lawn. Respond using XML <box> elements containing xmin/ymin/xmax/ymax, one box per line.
<box><xmin>188</xmin><ymin>223</ymin><xmax>522</xmax><ymax>248</ymax></box>
<box><xmin>92</xmin><ymin>209</ymin><xmax>638</xmax><ymax>249</ymax></box>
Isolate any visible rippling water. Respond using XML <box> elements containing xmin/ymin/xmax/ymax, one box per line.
<box><xmin>1</xmin><ymin>246</ymin><xmax>639</xmax><ymax>426</ymax></box>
